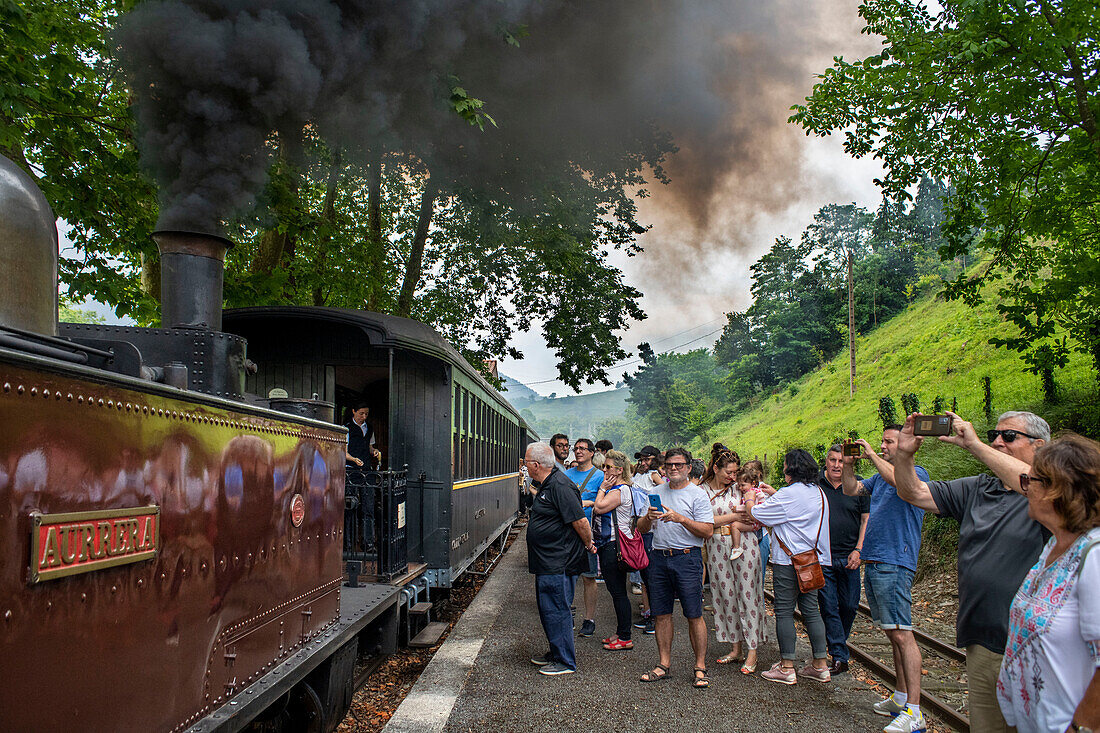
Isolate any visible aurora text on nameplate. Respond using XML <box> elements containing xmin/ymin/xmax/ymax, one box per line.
<box><xmin>29</xmin><ymin>506</ymin><xmax>160</xmax><ymax>583</ymax></box>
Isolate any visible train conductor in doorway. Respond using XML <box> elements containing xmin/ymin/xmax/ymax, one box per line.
<box><xmin>346</xmin><ymin>401</ymin><xmax>382</xmax><ymax>553</ymax></box>
<box><xmin>345</xmin><ymin>402</ymin><xmax>382</xmax><ymax>469</ymax></box>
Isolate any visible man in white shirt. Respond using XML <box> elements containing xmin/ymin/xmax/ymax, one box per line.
<box><xmin>636</xmin><ymin>447</ymin><xmax>714</xmax><ymax>687</ymax></box>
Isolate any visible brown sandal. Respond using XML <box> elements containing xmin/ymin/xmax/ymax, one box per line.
<box><xmin>640</xmin><ymin>664</ymin><xmax>670</xmax><ymax>682</ymax></box>
<box><xmin>693</xmin><ymin>667</ymin><xmax>710</xmax><ymax>688</ymax></box>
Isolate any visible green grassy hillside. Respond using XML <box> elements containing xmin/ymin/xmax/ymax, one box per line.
<box><xmin>701</xmin><ymin>288</ymin><xmax>1097</xmax><ymax>482</ymax></box>
<box><xmin>699</xmin><ymin>286</ymin><xmax>1097</xmax><ymax>575</ymax></box>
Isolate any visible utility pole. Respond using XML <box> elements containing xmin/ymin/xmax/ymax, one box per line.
<box><xmin>848</xmin><ymin>247</ymin><xmax>856</xmax><ymax>396</ymax></box>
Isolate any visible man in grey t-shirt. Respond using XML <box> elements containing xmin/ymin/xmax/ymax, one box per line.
<box><xmin>635</xmin><ymin>447</ymin><xmax>715</xmax><ymax>687</ymax></box>
<box><xmin>893</xmin><ymin>410</ymin><xmax>1049</xmax><ymax>733</ymax></box>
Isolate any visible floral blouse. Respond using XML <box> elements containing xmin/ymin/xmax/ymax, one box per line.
<box><xmin>996</xmin><ymin>528</ymin><xmax>1100</xmax><ymax>733</ymax></box>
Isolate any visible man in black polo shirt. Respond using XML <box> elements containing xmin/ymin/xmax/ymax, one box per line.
<box><xmin>894</xmin><ymin>410</ymin><xmax>1050</xmax><ymax>733</ymax></box>
<box><xmin>524</xmin><ymin>442</ymin><xmax>596</xmax><ymax>676</ymax></box>
<box><xmin>818</xmin><ymin>444</ymin><xmax>869</xmax><ymax>674</ymax></box>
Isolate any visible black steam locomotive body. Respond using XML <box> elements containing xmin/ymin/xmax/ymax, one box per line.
<box><xmin>0</xmin><ymin>154</ymin><xmax>535</xmax><ymax>732</ymax></box>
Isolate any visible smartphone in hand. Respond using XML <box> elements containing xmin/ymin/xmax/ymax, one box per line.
<box><xmin>648</xmin><ymin>494</ymin><xmax>663</xmax><ymax>511</ymax></box>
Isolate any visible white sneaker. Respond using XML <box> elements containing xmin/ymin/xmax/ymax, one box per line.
<box><xmin>883</xmin><ymin>708</ymin><xmax>926</xmax><ymax>733</ymax></box>
<box><xmin>872</xmin><ymin>697</ymin><xmax>906</xmax><ymax>717</ymax></box>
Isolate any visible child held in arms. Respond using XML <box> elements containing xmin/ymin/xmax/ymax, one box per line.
<box><xmin>729</xmin><ymin>465</ymin><xmax>764</xmax><ymax>559</ymax></box>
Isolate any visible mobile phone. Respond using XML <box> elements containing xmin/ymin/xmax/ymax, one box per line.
<box><xmin>648</xmin><ymin>494</ymin><xmax>663</xmax><ymax>510</ymax></box>
<box><xmin>842</xmin><ymin>441</ymin><xmax>861</xmax><ymax>457</ymax></box>
<box><xmin>913</xmin><ymin>414</ymin><xmax>953</xmax><ymax>436</ymax></box>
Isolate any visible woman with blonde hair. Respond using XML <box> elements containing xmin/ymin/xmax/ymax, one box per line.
<box><xmin>592</xmin><ymin>450</ymin><xmax>643</xmax><ymax>650</ymax></box>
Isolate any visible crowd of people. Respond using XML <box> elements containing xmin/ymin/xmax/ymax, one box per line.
<box><xmin>522</xmin><ymin>411</ymin><xmax>1100</xmax><ymax>733</ymax></box>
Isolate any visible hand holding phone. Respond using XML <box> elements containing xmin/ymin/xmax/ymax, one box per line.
<box><xmin>913</xmin><ymin>414</ymin><xmax>953</xmax><ymax>436</ymax></box>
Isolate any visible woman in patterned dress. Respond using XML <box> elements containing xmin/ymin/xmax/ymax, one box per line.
<box><xmin>997</xmin><ymin>434</ymin><xmax>1100</xmax><ymax>733</ymax></box>
<box><xmin>702</xmin><ymin>447</ymin><xmax>767</xmax><ymax>673</ymax></box>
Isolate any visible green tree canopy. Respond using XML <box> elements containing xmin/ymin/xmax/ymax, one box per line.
<box><xmin>2</xmin><ymin>0</ymin><xmax>673</xmax><ymax>389</ymax></box>
<box><xmin>791</xmin><ymin>0</ymin><xmax>1100</xmax><ymax>383</ymax></box>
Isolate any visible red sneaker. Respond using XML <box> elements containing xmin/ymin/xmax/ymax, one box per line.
<box><xmin>603</xmin><ymin>638</ymin><xmax>634</xmax><ymax>650</ymax></box>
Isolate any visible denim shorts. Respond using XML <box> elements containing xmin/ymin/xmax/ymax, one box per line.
<box><xmin>647</xmin><ymin>548</ymin><xmax>704</xmax><ymax>619</ymax></box>
<box><xmin>864</xmin><ymin>562</ymin><xmax>915</xmax><ymax>630</ymax></box>
<box><xmin>580</xmin><ymin>551</ymin><xmax>599</xmax><ymax>578</ymax></box>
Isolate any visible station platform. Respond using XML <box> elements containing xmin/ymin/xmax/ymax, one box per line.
<box><xmin>385</xmin><ymin>529</ymin><xmax>887</xmax><ymax>732</ymax></box>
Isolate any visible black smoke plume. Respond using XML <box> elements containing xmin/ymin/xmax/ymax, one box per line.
<box><xmin>117</xmin><ymin>0</ymin><xmax>860</xmax><ymax>240</ymax></box>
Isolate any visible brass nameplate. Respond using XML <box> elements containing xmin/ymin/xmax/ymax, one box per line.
<box><xmin>29</xmin><ymin>506</ymin><xmax>160</xmax><ymax>583</ymax></box>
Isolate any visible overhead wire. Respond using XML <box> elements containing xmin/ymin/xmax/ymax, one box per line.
<box><xmin>516</xmin><ymin>322</ymin><xmax>726</xmax><ymax>386</ymax></box>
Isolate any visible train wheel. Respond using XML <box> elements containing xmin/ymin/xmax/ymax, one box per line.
<box><xmin>286</xmin><ymin>683</ymin><xmax>326</xmax><ymax>733</ymax></box>
<box><xmin>249</xmin><ymin>682</ymin><xmax>326</xmax><ymax>733</ymax></box>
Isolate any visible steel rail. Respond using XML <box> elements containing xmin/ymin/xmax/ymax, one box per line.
<box><xmin>857</xmin><ymin>602</ymin><xmax>966</xmax><ymax>663</ymax></box>
<box><xmin>763</xmin><ymin>590</ymin><xmax>970</xmax><ymax>732</ymax></box>
<box><xmin>846</xmin><ymin>641</ymin><xmax>970</xmax><ymax>732</ymax></box>
<box><xmin>353</xmin><ymin>653</ymin><xmax>388</xmax><ymax>691</ymax></box>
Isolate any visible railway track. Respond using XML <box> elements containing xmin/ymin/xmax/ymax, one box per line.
<box><xmin>763</xmin><ymin>590</ymin><xmax>970</xmax><ymax>732</ymax></box>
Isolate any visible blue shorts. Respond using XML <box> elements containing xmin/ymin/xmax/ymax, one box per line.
<box><xmin>581</xmin><ymin>551</ymin><xmax>599</xmax><ymax>578</ymax></box>
<box><xmin>647</xmin><ymin>548</ymin><xmax>704</xmax><ymax>619</ymax></box>
<box><xmin>864</xmin><ymin>562</ymin><xmax>915</xmax><ymax>630</ymax></box>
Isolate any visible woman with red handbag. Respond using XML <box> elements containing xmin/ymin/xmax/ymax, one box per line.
<box><xmin>593</xmin><ymin>450</ymin><xmax>643</xmax><ymax>650</ymax></box>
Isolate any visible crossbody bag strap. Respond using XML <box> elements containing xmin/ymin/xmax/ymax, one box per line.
<box><xmin>773</xmin><ymin>486</ymin><xmax>826</xmax><ymax>559</ymax></box>
<box><xmin>1077</xmin><ymin>531</ymin><xmax>1100</xmax><ymax>578</ymax></box>
<box><xmin>813</xmin><ymin>486</ymin><xmax>825</xmax><ymax>552</ymax></box>
<box><xmin>772</xmin><ymin>532</ymin><xmax>794</xmax><ymax>559</ymax></box>
<box><xmin>580</xmin><ymin>467</ymin><xmax>598</xmax><ymax>490</ymax></box>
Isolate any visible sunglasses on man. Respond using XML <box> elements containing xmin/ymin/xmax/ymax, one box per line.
<box><xmin>663</xmin><ymin>461</ymin><xmax>688</xmax><ymax>469</ymax></box>
<box><xmin>988</xmin><ymin>429</ymin><xmax>1039</xmax><ymax>444</ymax></box>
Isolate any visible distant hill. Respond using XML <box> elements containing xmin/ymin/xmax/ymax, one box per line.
<box><xmin>500</xmin><ymin>373</ymin><xmax>540</xmax><ymax>403</ymax></box>
<box><xmin>518</xmin><ymin>388</ymin><xmax>631</xmax><ymax>444</ymax></box>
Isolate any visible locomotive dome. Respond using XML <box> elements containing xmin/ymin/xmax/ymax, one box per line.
<box><xmin>0</xmin><ymin>153</ymin><xmax>59</xmax><ymax>337</ymax></box>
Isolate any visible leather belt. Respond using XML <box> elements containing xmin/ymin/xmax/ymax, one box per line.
<box><xmin>654</xmin><ymin>548</ymin><xmax>697</xmax><ymax>556</ymax></box>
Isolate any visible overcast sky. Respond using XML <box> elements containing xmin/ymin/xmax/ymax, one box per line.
<box><xmin>502</xmin><ymin>2</ymin><xmax>887</xmax><ymax>396</ymax></box>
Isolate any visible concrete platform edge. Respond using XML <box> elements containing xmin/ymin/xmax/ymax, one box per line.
<box><xmin>383</xmin><ymin>527</ymin><xmax>528</xmax><ymax>732</ymax></box>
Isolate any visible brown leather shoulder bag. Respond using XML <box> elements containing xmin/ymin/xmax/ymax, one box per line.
<box><xmin>772</xmin><ymin>486</ymin><xmax>826</xmax><ymax>593</ymax></box>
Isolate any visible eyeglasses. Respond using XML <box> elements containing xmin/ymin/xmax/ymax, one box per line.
<box><xmin>573</xmin><ymin>446</ymin><xmax>590</xmax><ymax>453</ymax></box>
<box><xmin>1019</xmin><ymin>473</ymin><xmax>1047</xmax><ymax>493</ymax></box>
<box><xmin>663</xmin><ymin>461</ymin><xmax>688</xmax><ymax>469</ymax></box>
<box><xmin>989</xmin><ymin>429</ymin><xmax>1039</xmax><ymax>444</ymax></box>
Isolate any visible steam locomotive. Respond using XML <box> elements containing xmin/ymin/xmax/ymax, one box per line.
<box><xmin>0</xmin><ymin>154</ymin><xmax>536</xmax><ymax>732</ymax></box>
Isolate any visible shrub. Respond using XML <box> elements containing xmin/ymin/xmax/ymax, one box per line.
<box><xmin>878</xmin><ymin>396</ymin><xmax>899</xmax><ymax>428</ymax></box>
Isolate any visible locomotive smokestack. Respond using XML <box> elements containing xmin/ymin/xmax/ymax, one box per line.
<box><xmin>152</xmin><ymin>226</ymin><xmax>231</xmax><ymax>330</ymax></box>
